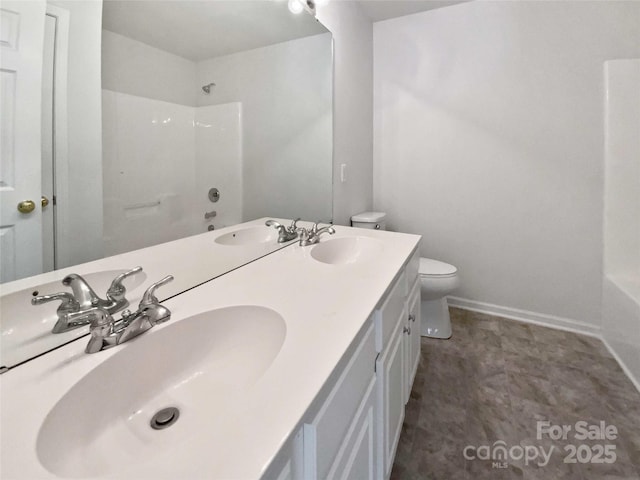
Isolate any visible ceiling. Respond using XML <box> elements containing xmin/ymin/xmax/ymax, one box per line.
<box><xmin>356</xmin><ymin>0</ymin><xmax>470</xmax><ymax>22</ymax></box>
<box><xmin>102</xmin><ymin>1</ymin><xmax>328</xmax><ymax>61</ymax></box>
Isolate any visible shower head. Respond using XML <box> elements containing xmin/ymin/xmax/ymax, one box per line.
<box><xmin>202</xmin><ymin>82</ymin><xmax>216</xmax><ymax>94</ymax></box>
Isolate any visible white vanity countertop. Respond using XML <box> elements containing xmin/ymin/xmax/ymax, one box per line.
<box><xmin>0</xmin><ymin>218</ymin><xmax>293</xmax><ymax>369</ymax></box>
<box><xmin>0</xmin><ymin>217</ymin><xmax>291</xmax><ymax>299</ymax></box>
<box><xmin>0</xmin><ymin>225</ymin><xmax>420</xmax><ymax>479</ymax></box>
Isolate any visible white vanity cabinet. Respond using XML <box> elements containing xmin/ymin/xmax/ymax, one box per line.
<box><xmin>303</xmin><ymin>322</ymin><xmax>378</xmax><ymax>480</ymax></box>
<box><xmin>267</xmin><ymin>248</ymin><xmax>422</xmax><ymax>480</ymax></box>
<box><xmin>375</xmin><ymin>248</ymin><xmax>421</xmax><ymax>480</ymax></box>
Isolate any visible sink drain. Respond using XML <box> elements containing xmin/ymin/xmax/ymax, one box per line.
<box><xmin>150</xmin><ymin>407</ymin><xmax>180</xmax><ymax>430</ymax></box>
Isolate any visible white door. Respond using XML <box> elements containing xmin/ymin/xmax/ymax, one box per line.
<box><xmin>0</xmin><ymin>1</ymin><xmax>45</xmax><ymax>282</ymax></box>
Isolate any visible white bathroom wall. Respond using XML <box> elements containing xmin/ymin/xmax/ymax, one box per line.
<box><xmin>373</xmin><ymin>1</ymin><xmax>640</xmax><ymax>330</ymax></box>
<box><xmin>196</xmin><ymin>33</ymin><xmax>333</xmax><ymax>223</ymax></box>
<box><xmin>317</xmin><ymin>2</ymin><xmax>374</xmax><ymax>226</ymax></box>
<box><xmin>49</xmin><ymin>0</ymin><xmax>104</xmax><ymax>268</ymax></box>
<box><xmin>102</xmin><ymin>90</ymin><xmax>198</xmax><ymax>256</ymax></box>
<box><xmin>195</xmin><ymin>103</ymin><xmax>243</xmax><ymax>230</ymax></box>
<box><xmin>603</xmin><ymin>59</ymin><xmax>640</xmax><ymax>389</ymax></box>
<box><xmin>101</xmin><ymin>30</ymin><xmax>198</xmax><ymax>107</ymax></box>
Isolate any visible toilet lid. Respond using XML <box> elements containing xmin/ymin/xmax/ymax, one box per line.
<box><xmin>419</xmin><ymin>258</ymin><xmax>457</xmax><ymax>277</ymax></box>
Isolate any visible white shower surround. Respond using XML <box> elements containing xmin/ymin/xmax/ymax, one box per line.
<box><xmin>603</xmin><ymin>59</ymin><xmax>640</xmax><ymax>390</ymax></box>
<box><xmin>102</xmin><ymin>90</ymin><xmax>242</xmax><ymax>256</ymax></box>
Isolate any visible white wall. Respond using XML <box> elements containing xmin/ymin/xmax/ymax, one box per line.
<box><xmin>603</xmin><ymin>59</ymin><xmax>640</xmax><ymax>389</ymax></box>
<box><xmin>101</xmin><ymin>30</ymin><xmax>197</xmax><ymax>107</ymax></box>
<box><xmin>373</xmin><ymin>1</ymin><xmax>640</xmax><ymax>329</ymax></box>
<box><xmin>197</xmin><ymin>33</ymin><xmax>333</xmax><ymax>223</ymax></box>
<box><xmin>50</xmin><ymin>0</ymin><xmax>104</xmax><ymax>268</ymax></box>
<box><xmin>317</xmin><ymin>2</ymin><xmax>374</xmax><ymax>226</ymax></box>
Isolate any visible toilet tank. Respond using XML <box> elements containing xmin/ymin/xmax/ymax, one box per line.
<box><xmin>351</xmin><ymin>212</ymin><xmax>386</xmax><ymax>230</ymax></box>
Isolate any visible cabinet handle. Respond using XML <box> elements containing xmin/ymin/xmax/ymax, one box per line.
<box><xmin>409</xmin><ymin>314</ymin><xmax>416</xmax><ymax>323</ymax></box>
<box><xmin>403</xmin><ymin>326</ymin><xmax>411</xmax><ymax>335</ymax></box>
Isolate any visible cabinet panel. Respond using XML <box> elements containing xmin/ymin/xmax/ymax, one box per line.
<box><xmin>304</xmin><ymin>323</ymin><xmax>376</xmax><ymax>480</ymax></box>
<box><xmin>405</xmin><ymin>280</ymin><xmax>421</xmax><ymax>403</ymax></box>
<box><xmin>404</xmin><ymin>249</ymin><xmax>420</xmax><ymax>296</ymax></box>
<box><xmin>329</xmin><ymin>375</ymin><xmax>377</xmax><ymax>480</ymax></box>
<box><xmin>375</xmin><ymin>272</ymin><xmax>406</xmax><ymax>352</ymax></box>
<box><xmin>376</xmin><ymin>312</ymin><xmax>406</xmax><ymax>480</ymax></box>
<box><xmin>267</xmin><ymin>428</ymin><xmax>303</xmax><ymax>480</ymax></box>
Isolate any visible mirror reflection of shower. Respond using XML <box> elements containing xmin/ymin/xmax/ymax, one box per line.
<box><xmin>202</xmin><ymin>82</ymin><xmax>216</xmax><ymax>94</ymax></box>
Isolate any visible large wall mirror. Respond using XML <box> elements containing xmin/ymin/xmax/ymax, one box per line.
<box><xmin>0</xmin><ymin>0</ymin><xmax>332</xmax><ymax>369</ymax></box>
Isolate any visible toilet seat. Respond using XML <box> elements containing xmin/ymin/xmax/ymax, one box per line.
<box><xmin>419</xmin><ymin>258</ymin><xmax>457</xmax><ymax>278</ymax></box>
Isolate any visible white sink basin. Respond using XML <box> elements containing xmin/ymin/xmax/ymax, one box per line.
<box><xmin>0</xmin><ymin>269</ymin><xmax>147</xmax><ymax>368</ymax></box>
<box><xmin>36</xmin><ymin>305</ymin><xmax>286</xmax><ymax>478</ymax></box>
<box><xmin>310</xmin><ymin>236</ymin><xmax>384</xmax><ymax>265</ymax></box>
<box><xmin>214</xmin><ymin>226</ymin><xmax>278</xmax><ymax>246</ymax></box>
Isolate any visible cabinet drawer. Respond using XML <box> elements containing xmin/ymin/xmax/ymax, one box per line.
<box><xmin>375</xmin><ymin>272</ymin><xmax>406</xmax><ymax>352</ymax></box>
<box><xmin>304</xmin><ymin>323</ymin><xmax>376</xmax><ymax>480</ymax></box>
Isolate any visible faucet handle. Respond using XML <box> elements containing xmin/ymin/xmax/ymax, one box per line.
<box><xmin>140</xmin><ymin>275</ymin><xmax>174</xmax><ymax>308</ymax></box>
<box><xmin>107</xmin><ymin>266</ymin><xmax>143</xmax><ymax>300</ymax></box>
<box><xmin>288</xmin><ymin>218</ymin><xmax>301</xmax><ymax>232</ymax></box>
<box><xmin>31</xmin><ymin>292</ymin><xmax>80</xmax><ymax>315</ymax></box>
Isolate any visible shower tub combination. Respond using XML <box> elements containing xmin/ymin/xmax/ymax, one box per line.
<box><xmin>602</xmin><ymin>59</ymin><xmax>640</xmax><ymax>391</ymax></box>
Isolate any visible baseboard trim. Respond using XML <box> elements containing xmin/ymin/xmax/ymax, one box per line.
<box><xmin>600</xmin><ymin>338</ymin><xmax>640</xmax><ymax>393</ymax></box>
<box><xmin>446</xmin><ymin>296</ymin><xmax>640</xmax><ymax>394</ymax></box>
<box><xmin>446</xmin><ymin>296</ymin><xmax>601</xmax><ymax>337</ymax></box>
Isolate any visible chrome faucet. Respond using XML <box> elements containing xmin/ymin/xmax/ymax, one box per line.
<box><xmin>298</xmin><ymin>222</ymin><xmax>335</xmax><ymax>246</ymax></box>
<box><xmin>31</xmin><ymin>293</ymin><xmax>81</xmax><ymax>333</ymax></box>
<box><xmin>266</xmin><ymin>218</ymin><xmax>300</xmax><ymax>243</ymax></box>
<box><xmin>65</xmin><ymin>275</ymin><xmax>174</xmax><ymax>354</ymax></box>
<box><xmin>31</xmin><ymin>266</ymin><xmax>143</xmax><ymax>334</ymax></box>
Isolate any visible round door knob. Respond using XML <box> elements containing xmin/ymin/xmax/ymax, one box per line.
<box><xmin>17</xmin><ymin>200</ymin><xmax>36</xmax><ymax>214</ymax></box>
<box><xmin>41</xmin><ymin>196</ymin><xmax>50</xmax><ymax>208</ymax></box>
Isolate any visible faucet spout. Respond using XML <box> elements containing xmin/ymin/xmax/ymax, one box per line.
<box><xmin>266</xmin><ymin>219</ymin><xmax>299</xmax><ymax>243</ymax></box>
<box><xmin>62</xmin><ymin>274</ymin><xmax>102</xmax><ymax>310</ymax></box>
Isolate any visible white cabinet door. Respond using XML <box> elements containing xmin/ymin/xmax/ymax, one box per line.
<box><xmin>328</xmin><ymin>375</ymin><xmax>377</xmax><ymax>480</ymax></box>
<box><xmin>304</xmin><ymin>323</ymin><xmax>377</xmax><ymax>480</ymax></box>
<box><xmin>405</xmin><ymin>281</ymin><xmax>421</xmax><ymax>402</ymax></box>
<box><xmin>0</xmin><ymin>1</ymin><xmax>45</xmax><ymax>282</ymax></box>
<box><xmin>376</xmin><ymin>310</ymin><xmax>406</xmax><ymax>480</ymax></box>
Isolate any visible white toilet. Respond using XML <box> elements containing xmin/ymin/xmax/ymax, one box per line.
<box><xmin>351</xmin><ymin>212</ymin><xmax>460</xmax><ymax>339</ymax></box>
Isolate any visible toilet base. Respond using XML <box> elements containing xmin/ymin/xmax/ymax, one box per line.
<box><xmin>421</xmin><ymin>297</ymin><xmax>452</xmax><ymax>339</ymax></box>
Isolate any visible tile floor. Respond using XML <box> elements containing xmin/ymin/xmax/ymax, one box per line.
<box><xmin>391</xmin><ymin>308</ymin><xmax>640</xmax><ymax>480</ymax></box>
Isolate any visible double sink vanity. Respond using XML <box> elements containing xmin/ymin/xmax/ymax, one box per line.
<box><xmin>0</xmin><ymin>218</ymin><xmax>421</xmax><ymax>480</ymax></box>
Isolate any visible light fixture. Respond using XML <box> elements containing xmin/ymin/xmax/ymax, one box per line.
<box><xmin>288</xmin><ymin>0</ymin><xmax>305</xmax><ymax>14</ymax></box>
<box><xmin>287</xmin><ymin>0</ymin><xmax>320</xmax><ymax>16</ymax></box>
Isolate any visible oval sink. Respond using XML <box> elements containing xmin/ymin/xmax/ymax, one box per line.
<box><xmin>36</xmin><ymin>305</ymin><xmax>286</xmax><ymax>478</ymax></box>
<box><xmin>310</xmin><ymin>236</ymin><xmax>384</xmax><ymax>265</ymax></box>
<box><xmin>0</xmin><ymin>269</ymin><xmax>147</xmax><ymax>368</ymax></box>
<box><xmin>214</xmin><ymin>225</ymin><xmax>278</xmax><ymax>246</ymax></box>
